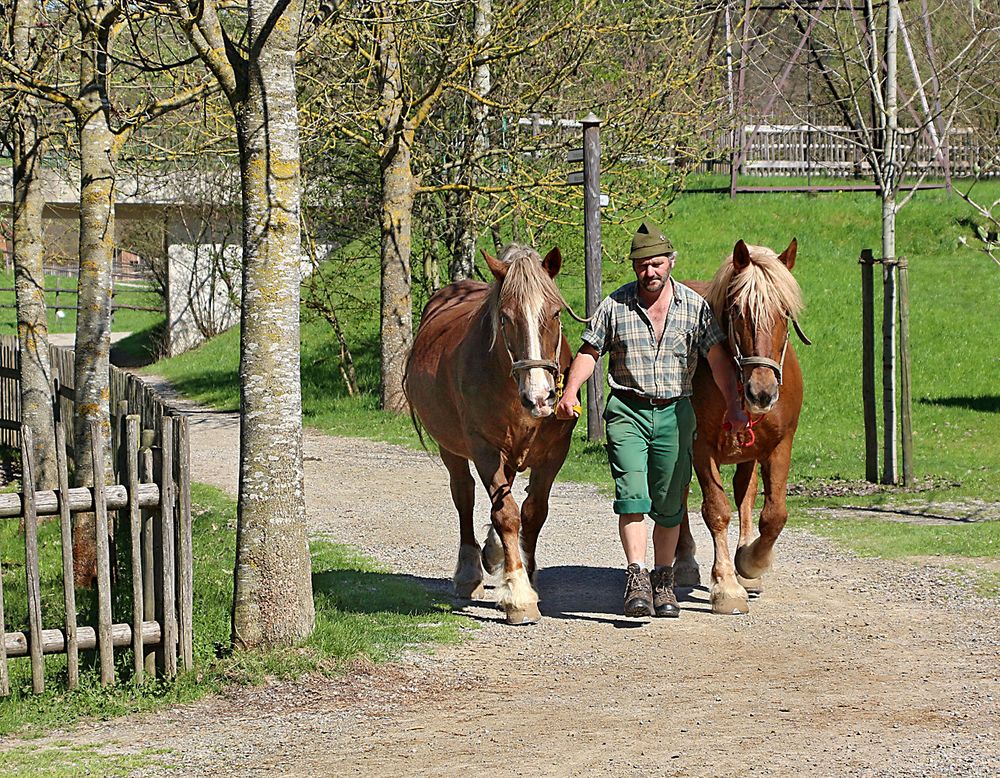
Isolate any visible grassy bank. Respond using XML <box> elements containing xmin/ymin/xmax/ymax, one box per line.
<box><xmin>0</xmin><ymin>272</ymin><xmax>163</xmax><ymax>337</ymax></box>
<box><xmin>0</xmin><ymin>484</ymin><xmax>471</xmax><ymax>738</ymax></box>
<box><xmin>153</xmin><ymin>179</ymin><xmax>1000</xmax><ymax>493</ymax></box>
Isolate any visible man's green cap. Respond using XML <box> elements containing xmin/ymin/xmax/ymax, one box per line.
<box><xmin>629</xmin><ymin>219</ymin><xmax>674</xmax><ymax>261</ymax></box>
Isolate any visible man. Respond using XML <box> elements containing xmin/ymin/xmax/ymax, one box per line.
<box><xmin>555</xmin><ymin>220</ymin><xmax>747</xmax><ymax>618</ymax></box>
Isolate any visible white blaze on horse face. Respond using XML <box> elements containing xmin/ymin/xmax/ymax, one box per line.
<box><xmin>520</xmin><ymin>299</ymin><xmax>554</xmax><ymax>418</ymax></box>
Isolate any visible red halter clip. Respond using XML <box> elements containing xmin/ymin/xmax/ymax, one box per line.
<box><xmin>723</xmin><ymin>414</ymin><xmax>759</xmax><ymax>448</ymax></box>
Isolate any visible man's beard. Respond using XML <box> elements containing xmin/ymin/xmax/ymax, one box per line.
<box><xmin>639</xmin><ymin>276</ymin><xmax>666</xmax><ymax>292</ymax></box>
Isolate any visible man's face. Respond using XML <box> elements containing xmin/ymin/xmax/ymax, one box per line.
<box><xmin>633</xmin><ymin>254</ymin><xmax>675</xmax><ymax>293</ymax></box>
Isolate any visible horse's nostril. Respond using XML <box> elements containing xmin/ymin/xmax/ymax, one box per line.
<box><xmin>546</xmin><ymin>389</ymin><xmax>556</xmax><ymax>401</ymax></box>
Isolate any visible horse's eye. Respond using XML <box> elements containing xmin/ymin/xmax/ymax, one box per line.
<box><xmin>499</xmin><ymin>313</ymin><xmax>508</xmax><ymax>326</ymax></box>
<box><xmin>552</xmin><ymin>311</ymin><xmax>561</xmax><ymax>320</ymax></box>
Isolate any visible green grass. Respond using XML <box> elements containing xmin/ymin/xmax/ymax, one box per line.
<box><xmin>153</xmin><ymin>178</ymin><xmax>1000</xmax><ymax>496</ymax></box>
<box><xmin>0</xmin><ymin>743</ymin><xmax>173</xmax><ymax>776</ymax></box>
<box><xmin>0</xmin><ymin>484</ymin><xmax>471</xmax><ymax>738</ymax></box>
<box><xmin>0</xmin><ymin>271</ymin><xmax>164</xmax><ymax>337</ymax></box>
<box><xmin>787</xmin><ymin>510</ymin><xmax>999</xmax><ymax>559</ymax></box>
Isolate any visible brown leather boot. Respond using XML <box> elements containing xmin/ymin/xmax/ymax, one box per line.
<box><xmin>623</xmin><ymin>563</ymin><xmax>653</xmax><ymax>617</ymax></box>
<box><xmin>650</xmin><ymin>565</ymin><xmax>680</xmax><ymax>618</ymax></box>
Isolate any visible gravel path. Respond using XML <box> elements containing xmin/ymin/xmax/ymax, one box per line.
<box><xmin>5</xmin><ymin>382</ymin><xmax>998</xmax><ymax>776</ymax></box>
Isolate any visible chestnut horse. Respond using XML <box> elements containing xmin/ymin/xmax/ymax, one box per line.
<box><xmin>404</xmin><ymin>244</ymin><xmax>576</xmax><ymax>624</ymax></box>
<box><xmin>675</xmin><ymin>239</ymin><xmax>809</xmax><ymax>615</ymax></box>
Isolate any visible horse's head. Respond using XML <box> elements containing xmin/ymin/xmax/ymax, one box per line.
<box><xmin>483</xmin><ymin>244</ymin><xmax>565</xmax><ymax>418</ymax></box>
<box><xmin>710</xmin><ymin>239</ymin><xmax>803</xmax><ymax>415</ymax></box>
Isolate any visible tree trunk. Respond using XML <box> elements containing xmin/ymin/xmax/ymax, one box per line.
<box><xmin>230</xmin><ymin>0</ymin><xmax>315</xmax><ymax>648</ymax></box>
<box><xmin>10</xmin><ymin>0</ymin><xmax>58</xmax><ymax>490</ymax></box>
<box><xmin>72</xmin><ymin>29</ymin><xmax>119</xmax><ymax>585</ymax></box>
<box><xmin>880</xmin><ymin>0</ymin><xmax>899</xmax><ymax>486</ymax></box>
<box><xmin>450</xmin><ymin>0</ymin><xmax>492</xmax><ymax>282</ymax></box>
<box><xmin>377</xmin><ymin>16</ymin><xmax>414</xmax><ymax>414</ymax></box>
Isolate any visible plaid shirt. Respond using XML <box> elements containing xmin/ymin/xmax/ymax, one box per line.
<box><xmin>582</xmin><ymin>279</ymin><xmax>725</xmax><ymax>399</ymax></box>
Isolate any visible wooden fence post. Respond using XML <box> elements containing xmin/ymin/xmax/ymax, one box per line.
<box><xmin>0</xmin><ymin>528</ymin><xmax>7</xmax><ymax>696</ymax></box>
<box><xmin>882</xmin><ymin>258</ymin><xmax>898</xmax><ymax>485</ymax></box>
<box><xmin>159</xmin><ymin>416</ymin><xmax>177</xmax><ymax>678</ymax></box>
<box><xmin>897</xmin><ymin>256</ymin><xmax>914</xmax><ymax>486</ymax></box>
<box><xmin>21</xmin><ymin>426</ymin><xmax>46</xmax><ymax>693</ymax></box>
<box><xmin>90</xmin><ymin>421</ymin><xmax>115</xmax><ymax>686</ymax></box>
<box><xmin>140</xmin><ymin>433</ymin><xmax>156</xmax><ymax>675</ymax></box>
<box><xmin>582</xmin><ymin>112</ymin><xmax>605</xmax><ymax>442</ymax></box>
<box><xmin>859</xmin><ymin>249</ymin><xmax>879</xmax><ymax>483</ymax></box>
<box><xmin>126</xmin><ymin>416</ymin><xmax>145</xmax><ymax>682</ymax></box>
<box><xmin>54</xmin><ymin>419</ymin><xmax>79</xmax><ymax>688</ymax></box>
<box><xmin>175</xmin><ymin>416</ymin><xmax>193</xmax><ymax>671</ymax></box>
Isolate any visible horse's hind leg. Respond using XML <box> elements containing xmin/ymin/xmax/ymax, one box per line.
<box><xmin>732</xmin><ymin>461</ymin><xmax>763</xmax><ymax>596</ymax></box>
<box><xmin>736</xmin><ymin>438</ymin><xmax>792</xmax><ymax>581</ymax></box>
<box><xmin>441</xmin><ymin>448</ymin><xmax>484</xmax><ymax>599</ymax></box>
<box><xmin>673</xmin><ymin>491</ymin><xmax>700</xmax><ymax>587</ymax></box>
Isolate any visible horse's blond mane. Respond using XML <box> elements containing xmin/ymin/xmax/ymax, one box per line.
<box><xmin>484</xmin><ymin>244</ymin><xmax>564</xmax><ymax>345</ymax></box>
<box><xmin>704</xmin><ymin>245</ymin><xmax>804</xmax><ymax>331</ymax></box>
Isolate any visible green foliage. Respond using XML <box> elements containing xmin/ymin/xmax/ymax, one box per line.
<box><xmin>0</xmin><ymin>485</ymin><xmax>471</xmax><ymax>737</ymax></box>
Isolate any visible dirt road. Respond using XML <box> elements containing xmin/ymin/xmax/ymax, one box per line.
<box><xmin>13</xmin><ymin>388</ymin><xmax>1000</xmax><ymax>776</ymax></box>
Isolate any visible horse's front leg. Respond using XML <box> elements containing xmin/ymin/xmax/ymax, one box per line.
<box><xmin>735</xmin><ymin>437</ymin><xmax>792</xmax><ymax>581</ymax></box>
<box><xmin>732</xmin><ymin>461</ymin><xmax>763</xmax><ymax>596</ymax></box>
<box><xmin>696</xmin><ymin>454</ymin><xmax>748</xmax><ymax>615</ymax></box>
<box><xmin>472</xmin><ymin>446</ymin><xmax>540</xmax><ymax>625</ymax></box>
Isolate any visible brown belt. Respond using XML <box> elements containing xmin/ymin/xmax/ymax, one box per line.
<box><xmin>612</xmin><ymin>390</ymin><xmax>681</xmax><ymax>408</ymax></box>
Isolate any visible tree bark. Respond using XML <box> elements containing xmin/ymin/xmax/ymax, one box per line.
<box><xmin>230</xmin><ymin>0</ymin><xmax>315</xmax><ymax>648</ymax></box>
<box><xmin>72</xmin><ymin>12</ymin><xmax>120</xmax><ymax>584</ymax></box>
<box><xmin>377</xmin><ymin>15</ymin><xmax>414</xmax><ymax>414</ymax></box>
<box><xmin>449</xmin><ymin>0</ymin><xmax>492</xmax><ymax>282</ymax></box>
<box><xmin>9</xmin><ymin>0</ymin><xmax>58</xmax><ymax>489</ymax></box>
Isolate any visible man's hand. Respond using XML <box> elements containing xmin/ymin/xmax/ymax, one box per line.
<box><xmin>726</xmin><ymin>401</ymin><xmax>749</xmax><ymax>432</ymax></box>
<box><xmin>555</xmin><ymin>393</ymin><xmax>582</xmax><ymax>420</ymax></box>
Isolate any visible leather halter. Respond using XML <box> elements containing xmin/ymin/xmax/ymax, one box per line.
<box><xmin>500</xmin><ymin>315</ymin><xmax>563</xmax><ymax>378</ymax></box>
<box><xmin>728</xmin><ymin>310</ymin><xmax>811</xmax><ymax>386</ymax></box>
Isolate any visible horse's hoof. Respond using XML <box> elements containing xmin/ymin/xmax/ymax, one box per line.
<box><xmin>735</xmin><ymin>544</ymin><xmax>772</xmax><ymax>580</ymax></box>
<box><xmin>481</xmin><ymin>531</ymin><xmax>504</xmax><ymax>576</ymax></box>
<box><xmin>454</xmin><ymin>581</ymin><xmax>485</xmax><ymax>600</ymax></box>
<box><xmin>711</xmin><ymin>588</ymin><xmax>750</xmax><ymax>615</ymax></box>
<box><xmin>737</xmin><ymin>575</ymin><xmax>764</xmax><ymax>598</ymax></box>
<box><xmin>505</xmin><ymin>604</ymin><xmax>541</xmax><ymax>625</ymax></box>
<box><xmin>673</xmin><ymin>562</ymin><xmax>701</xmax><ymax>587</ymax></box>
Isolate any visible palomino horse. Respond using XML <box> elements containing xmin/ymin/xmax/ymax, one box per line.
<box><xmin>675</xmin><ymin>239</ymin><xmax>808</xmax><ymax>615</ymax></box>
<box><xmin>404</xmin><ymin>244</ymin><xmax>576</xmax><ymax>624</ymax></box>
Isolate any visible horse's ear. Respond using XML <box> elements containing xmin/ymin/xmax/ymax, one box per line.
<box><xmin>778</xmin><ymin>238</ymin><xmax>797</xmax><ymax>270</ymax></box>
<box><xmin>481</xmin><ymin>248</ymin><xmax>507</xmax><ymax>280</ymax></box>
<box><xmin>542</xmin><ymin>247</ymin><xmax>562</xmax><ymax>278</ymax></box>
<box><xmin>733</xmin><ymin>240</ymin><xmax>751</xmax><ymax>271</ymax></box>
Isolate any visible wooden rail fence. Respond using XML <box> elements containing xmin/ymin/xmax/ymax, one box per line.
<box><xmin>0</xmin><ymin>335</ymin><xmax>192</xmax><ymax>694</ymax></box>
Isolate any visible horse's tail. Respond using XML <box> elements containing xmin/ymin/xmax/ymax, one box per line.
<box><xmin>402</xmin><ymin>346</ymin><xmax>430</xmax><ymax>452</ymax></box>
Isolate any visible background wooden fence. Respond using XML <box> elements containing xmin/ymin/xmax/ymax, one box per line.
<box><xmin>0</xmin><ymin>336</ymin><xmax>169</xmax><ymax>459</ymax></box>
<box><xmin>0</xmin><ymin>335</ymin><xmax>192</xmax><ymax>694</ymax></box>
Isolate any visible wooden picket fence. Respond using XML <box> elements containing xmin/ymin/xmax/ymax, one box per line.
<box><xmin>0</xmin><ymin>336</ymin><xmax>192</xmax><ymax>694</ymax></box>
<box><xmin>0</xmin><ymin>336</ymin><xmax>169</xmax><ymax>461</ymax></box>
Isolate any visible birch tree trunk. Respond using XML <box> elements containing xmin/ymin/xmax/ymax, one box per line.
<box><xmin>377</xmin><ymin>16</ymin><xmax>414</xmax><ymax>414</ymax></box>
<box><xmin>72</xmin><ymin>12</ymin><xmax>120</xmax><ymax>584</ymax></box>
<box><xmin>449</xmin><ymin>0</ymin><xmax>492</xmax><ymax>282</ymax></box>
<box><xmin>230</xmin><ymin>0</ymin><xmax>315</xmax><ymax>647</ymax></box>
<box><xmin>12</xmin><ymin>112</ymin><xmax>57</xmax><ymax>490</ymax></box>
